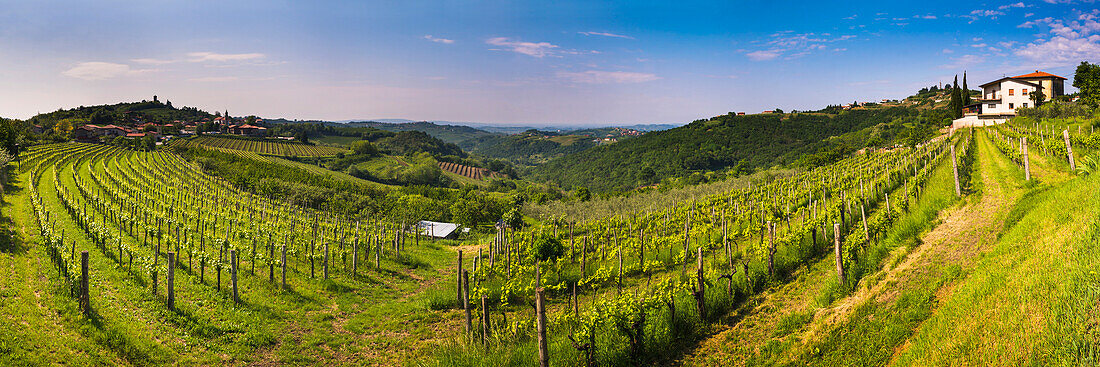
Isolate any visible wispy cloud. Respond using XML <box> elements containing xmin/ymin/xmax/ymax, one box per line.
<box><xmin>423</xmin><ymin>35</ymin><xmax>455</xmax><ymax>44</ymax></box>
<box><xmin>486</xmin><ymin>37</ymin><xmax>592</xmax><ymax>57</ymax></box>
<box><xmin>187</xmin><ymin>52</ymin><xmax>265</xmax><ymax>62</ymax></box>
<box><xmin>62</xmin><ymin>62</ymin><xmax>156</xmax><ymax>80</ymax></box>
<box><xmin>998</xmin><ymin>2</ymin><xmax>1026</xmax><ymax>10</ymax></box>
<box><xmin>914</xmin><ymin>15</ymin><xmax>938</xmax><ymax>19</ymax></box>
<box><xmin>131</xmin><ymin>58</ymin><xmax>174</xmax><ymax>65</ymax></box>
<box><xmin>557</xmin><ymin>70</ymin><xmax>659</xmax><ymax>84</ymax></box>
<box><xmin>744</xmin><ymin>32</ymin><xmax>855</xmax><ymax>61</ymax></box>
<box><xmin>942</xmin><ymin>48</ymin><xmax>955</xmax><ymax>54</ymax></box>
<box><xmin>578</xmin><ymin>31</ymin><xmax>634</xmax><ymax>39</ymax></box>
<box><xmin>746</xmin><ymin>50</ymin><xmax>781</xmax><ymax>61</ymax></box>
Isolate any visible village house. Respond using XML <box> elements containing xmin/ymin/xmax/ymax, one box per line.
<box><xmin>954</xmin><ymin>70</ymin><xmax>1066</xmax><ymax>128</ymax></box>
<box><xmin>228</xmin><ymin>124</ymin><xmax>268</xmax><ymax>137</ymax></box>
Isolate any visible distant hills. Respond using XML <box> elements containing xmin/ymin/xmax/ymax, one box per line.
<box><xmin>267</xmin><ymin>118</ymin><xmax>659</xmax><ymax>167</ymax></box>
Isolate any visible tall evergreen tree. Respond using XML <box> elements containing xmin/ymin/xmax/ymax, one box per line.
<box><xmin>962</xmin><ymin>71</ymin><xmax>971</xmax><ymax>106</ymax></box>
<box><xmin>949</xmin><ymin>75</ymin><xmax>963</xmax><ymax>118</ymax></box>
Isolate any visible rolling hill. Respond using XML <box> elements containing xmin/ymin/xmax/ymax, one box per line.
<box><xmin>532</xmin><ymin>106</ymin><xmax>952</xmax><ymax>192</ymax></box>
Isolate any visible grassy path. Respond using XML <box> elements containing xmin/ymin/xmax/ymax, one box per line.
<box><xmin>892</xmin><ymin>136</ymin><xmax>1099</xmax><ymax>364</ymax></box>
<box><xmin>679</xmin><ymin>129</ymin><xmax>1044</xmax><ymax>365</ymax></box>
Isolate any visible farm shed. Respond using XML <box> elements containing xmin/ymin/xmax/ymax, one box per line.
<box><xmin>415</xmin><ymin>220</ymin><xmax>461</xmax><ymax>239</ymax></box>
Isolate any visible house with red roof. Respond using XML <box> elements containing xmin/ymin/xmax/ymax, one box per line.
<box><xmin>230</xmin><ymin>124</ymin><xmax>268</xmax><ymax>137</ymax></box>
<box><xmin>954</xmin><ymin>70</ymin><xmax>1066</xmax><ymax>128</ymax></box>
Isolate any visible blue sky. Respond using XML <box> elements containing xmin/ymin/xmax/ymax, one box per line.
<box><xmin>1</xmin><ymin>0</ymin><xmax>1097</xmax><ymax>126</ymax></box>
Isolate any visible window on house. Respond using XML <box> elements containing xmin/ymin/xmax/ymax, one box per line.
<box><xmin>1009</xmin><ymin>103</ymin><xmax>1014</xmax><ymax>109</ymax></box>
<box><xmin>1023</xmin><ymin>103</ymin><xmax>1028</xmax><ymax>108</ymax></box>
<box><xmin>989</xmin><ymin>103</ymin><xmax>996</xmax><ymax>108</ymax></box>
<box><xmin>1023</xmin><ymin>89</ymin><xmax>1029</xmax><ymax>95</ymax></box>
<box><xmin>1009</xmin><ymin>89</ymin><xmax>1014</xmax><ymax>96</ymax></box>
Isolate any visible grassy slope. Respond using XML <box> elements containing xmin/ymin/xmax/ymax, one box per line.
<box><xmin>893</xmin><ymin>134</ymin><xmax>1096</xmax><ymax>364</ymax></box>
<box><xmin>679</xmin><ymin>127</ymin><xmax>1096</xmax><ymax>366</ymax></box>
<box><xmin>680</xmin><ymin>132</ymin><xmax>965</xmax><ymax>366</ymax></box>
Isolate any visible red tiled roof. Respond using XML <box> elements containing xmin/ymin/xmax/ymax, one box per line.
<box><xmin>1012</xmin><ymin>70</ymin><xmax>1067</xmax><ymax>80</ymax></box>
<box><xmin>126</xmin><ymin>133</ymin><xmax>146</xmax><ymax>137</ymax></box>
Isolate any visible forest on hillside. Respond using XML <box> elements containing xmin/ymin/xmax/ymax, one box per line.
<box><xmin>533</xmin><ymin>107</ymin><xmax>953</xmax><ymax>192</ymax></box>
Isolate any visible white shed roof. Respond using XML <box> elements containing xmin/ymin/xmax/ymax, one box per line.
<box><xmin>416</xmin><ymin>220</ymin><xmax>460</xmax><ymax>238</ymax></box>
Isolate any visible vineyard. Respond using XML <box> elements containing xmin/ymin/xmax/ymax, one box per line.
<box><xmin>3</xmin><ymin>142</ymin><xmax>458</xmax><ymax>364</ymax></box>
<box><xmin>427</xmin><ymin>131</ymin><xmax>974</xmax><ymax>365</ymax></box>
<box><xmin>7</xmin><ymin>122</ymin><xmax>1100</xmax><ymax>366</ymax></box>
<box><xmin>187</xmin><ymin>136</ymin><xmax>346</xmax><ymax>157</ymax></box>
<box><xmin>438</xmin><ymin>161</ymin><xmax>501</xmax><ymax>181</ymax></box>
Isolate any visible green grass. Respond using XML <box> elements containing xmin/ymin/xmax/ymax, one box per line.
<box><xmin>894</xmin><ymin>138</ymin><xmax>1100</xmax><ymax>365</ymax></box>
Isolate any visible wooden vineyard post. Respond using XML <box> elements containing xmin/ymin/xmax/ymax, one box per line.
<box><xmin>481</xmin><ymin>295</ymin><xmax>490</xmax><ymax>344</ymax></box>
<box><xmin>168</xmin><ymin>252</ymin><xmax>176</xmax><ymax>311</ymax></box>
<box><xmin>323</xmin><ymin>241</ymin><xmax>329</xmax><ymax>280</ymax></box>
<box><xmin>457</xmin><ymin>250</ymin><xmax>463</xmax><ymax>305</ymax></box>
<box><xmin>535</xmin><ymin>288</ymin><xmax>549</xmax><ymax>367</ymax></box>
<box><xmin>617</xmin><ymin>247</ymin><xmax>623</xmax><ymax>295</ymax></box>
<box><xmin>951</xmin><ymin>145</ymin><xmax>960</xmax><ymax>197</ymax></box>
<box><xmin>860</xmin><ymin>203</ymin><xmax>868</xmax><ymax>247</ymax></box>
<box><xmin>352</xmin><ymin>237</ymin><xmax>358</xmax><ymax>276</ymax></box>
<box><xmin>767</xmin><ymin>221</ymin><xmax>776</xmax><ymax>277</ymax></box>
<box><xmin>1064</xmin><ymin>130</ymin><xmax>1076</xmax><ymax>171</ymax></box>
<box><xmin>281</xmin><ymin>245</ymin><xmax>287</xmax><ymax>290</ymax></box>
<box><xmin>834</xmin><ymin>223</ymin><xmax>845</xmax><ymax>284</ymax></box>
<box><xmin>462</xmin><ymin>269</ymin><xmax>474</xmax><ymax>341</ymax></box>
<box><xmin>1023</xmin><ymin>137</ymin><xmax>1031</xmax><ymax>181</ymax></box>
<box><xmin>80</xmin><ymin>251</ymin><xmax>89</xmax><ymax>313</ymax></box>
<box><xmin>231</xmin><ymin>250</ymin><xmax>239</xmax><ymax>304</ymax></box>
<box><xmin>695</xmin><ymin>247</ymin><xmax>706</xmax><ymax>320</ymax></box>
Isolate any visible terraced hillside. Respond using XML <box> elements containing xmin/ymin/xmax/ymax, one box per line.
<box><xmin>438</xmin><ymin>161</ymin><xmax>501</xmax><ymax>181</ymax></box>
<box><xmin>190</xmin><ymin>136</ymin><xmax>346</xmax><ymax>157</ymax></box>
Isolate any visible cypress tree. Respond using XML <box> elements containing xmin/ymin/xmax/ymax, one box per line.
<box><xmin>949</xmin><ymin>75</ymin><xmax>963</xmax><ymax>118</ymax></box>
<box><xmin>962</xmin><ymin>71</ymin><xmax>971</xmax><ymax>106</ymax></box>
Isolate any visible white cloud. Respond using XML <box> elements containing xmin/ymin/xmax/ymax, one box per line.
<box><xmin>915</xmin><ymin>15</ymin><xmax>937</xmax><ymax>19</ymax></box>
<box><xmin>423</xmin><ymin>35</ymin><xmax>455</xmax><ymax>44</ymax></box>
<box><xmin>973</xmin><ymin>37</ymin><xmax>984</xmax><ymax>41</ymax></box>
<box><xmin>131</xmin><ymin>58</ymin><xmax>174</xmax><ymax>65</ymax></box>
<box><xmin>941</xmin><ymin>54</ymin><xmax>985</xmax><ymax>69</ymax></box>
<box><xmin>971</xmin><ymin>43</ymin><xmax>988</xmax><ymax>47</ymax></box>
<box><xmin>557</xmin><ymin>70</ymin><xmax>659</xmax><ymax>84</ymax></box>
<box><xmin>998</xmin><ymin>2</ymin><xmax>1026</xmax><ymax>10</ymax></box>
<box><xmin>942</xmin><ymin>48</ymin><xmax>955</xmax><ymax>53</ymax></box>
<box><xmin>744</xmin><ymin>32</ymin><xmax>855</xmax><ymax>60</ymax></box>
<box><xmin>189</xmin><ymin>76</ymin><xmax>239</xmax><ymax>82</ymax></box>
<box><xmin>844</xmin><ymin>14</ymin><xmax>857</xmax><ymax>20</ymax></box>
<box><xmin>578</xmin><ymin>31</ymin><xmax>634</xmax><ymax>39</ymax></box>
<box><xmin>187</xmin><ymin>52</ymin><xmax>265</xmax><ymax>62</ymax></box>
<box><xmin>746</xmin><ymin>50</ymin><xmax>781</xmax><ymax>61</ymax></box>
<box><xmin>486</xmin><ymin>37</ymin><xmax>564</xmax><ymax>57</ymax></box>
<box><xmin>1014</xmin><ymin>10</ymin><xmax>1100</xmax><ymax>67</ymax></box>
<box><xmin>1017</xmin><ymin>35</ymin><xmax>1100</xmax><ymax>66</ymax></box>
<box><xmin>61</xmin><ymin>62</ymin><xmax>155</xmax><ymax>80</ymax></box>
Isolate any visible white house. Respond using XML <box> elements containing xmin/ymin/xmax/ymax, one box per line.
<box><xmin>952</xmin><ymin>70</ymin><xmax>1066</xmax><ymax>128</ymax></box>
